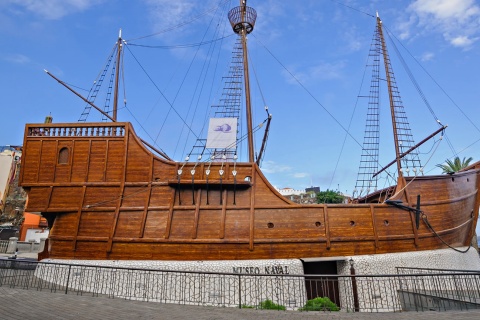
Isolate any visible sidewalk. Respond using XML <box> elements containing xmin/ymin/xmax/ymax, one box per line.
<box><xmin>0</xmin><ymin>251</ymin><xmax>38</xmax><ymax>260</ymax></box>
<box><xmin>1</xmin><ymin>286</ymin><xmax>480</xmax><ymax>320</ymax></box>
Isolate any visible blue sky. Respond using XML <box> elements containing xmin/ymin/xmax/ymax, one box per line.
<box><xmin>1</xmin><ymin>0</ymin><xmax>480</xmax><ymax>197</ymax></box>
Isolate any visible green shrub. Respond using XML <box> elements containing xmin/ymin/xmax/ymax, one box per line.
<box><xmin>299</xmin><ymin>297</ymin><xmax>340</xmax><ymax>311</ymax></box>
<box><xmin>259</xmin><ymin>299</ymin><xmax>286</xmax><ymax>310</ymax></box>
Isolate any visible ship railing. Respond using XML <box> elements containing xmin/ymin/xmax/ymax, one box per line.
<box><xmin>1</xmin><ymin>259</ymin><xmax>480</xmax><ymax>312</ymax></box>
<box><xmin>27</xmin><ymin>124</ymin><xmax>126</xmax><ymax>138</ymax></box>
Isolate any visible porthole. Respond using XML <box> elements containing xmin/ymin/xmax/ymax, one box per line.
<box><xmin>267</xmin><ymin>222</ymin><xmax>274</xmax><ymax>228</ymax></box>
<box><xmin>384</xmin><ymin>220</ymin><xmax>389</xmax><ymax>226</ymax></box>
<box><xmin>244</xmin><ymin>176</ymin><xmax>252</xmax><ymax>182</ymax></box>
<box><xmin>350</xmin><ymin>221</ymin><xmax>356</xmax><ymax>227</ymax></box>
<box><xmin>315</xmin><ymin>221</ymin><xmax>322</xmax><ymax>227</ymax></box>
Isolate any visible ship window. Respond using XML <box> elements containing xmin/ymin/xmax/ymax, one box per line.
<box><xmin>58</xmin><ymin>147</ymin><xmax>69</xmax><ymax>164</ymax></box>
<box><xmin>267</xmin><ymin>222</ymin><xmax>274</xmax><ymax>228</ymax></box>
<box><xmin>315</xmin><ymin>221</ymin><xmax>322</xmax><ymax>227</ymax></box>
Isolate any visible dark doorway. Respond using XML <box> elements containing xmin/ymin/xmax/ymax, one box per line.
<box><xmin>302</xmin><ymin>260</ymin><xmax>340</xmax><ymax>307</ymax></box>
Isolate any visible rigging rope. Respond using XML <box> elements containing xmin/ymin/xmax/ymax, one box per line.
<box><xmin>124</xmin><ymin>44</ymin><xmax>200</xmax><ymax>140</ymax></box>
<box><xmin>125</xmin><ymin>0</ymin><xmax>231</xmax><ymax>42</ymax></box>
<box><xmin>328</xmin><ymin>0</ymin><xmax>375</xmax><ymax>18</ymax></box>
<box><xmin>174</xmin><ymin>2</ymin><xmax>229</xmax><ymax>160</ymax></box>
<box><xmin>384</xmin><ymin>24</ymin><xmax>480</xmax><ymax>159</ymax></box>
<box><xmin>128</xmin><ymin>35</ymin><xmax>234</xmax><ymax>49</ymax></box>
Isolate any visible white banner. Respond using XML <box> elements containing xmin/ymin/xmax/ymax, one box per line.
<box><xmin>206</xmin><ymin>118</ymin><xmax>237</xmax><ymax>149</ymax></box>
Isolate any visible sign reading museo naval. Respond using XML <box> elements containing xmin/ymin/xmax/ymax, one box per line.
<box><xmin>206</xmin><ymin>118</ymin><xmax>237</xmax><ymax>149</ymax></box>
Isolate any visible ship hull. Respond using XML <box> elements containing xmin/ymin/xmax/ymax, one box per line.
<box><xmin>20</xmin><ymin>122</ymin><xmax>480</xmax><ymax>260</ymax></box>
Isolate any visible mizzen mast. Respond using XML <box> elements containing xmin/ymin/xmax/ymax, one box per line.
<box><xmin>228</xmin><ymin>0</ymin><xmax>257</xmax><ymax>163</ymax></box>
<box><xmin>376</xmin><ymin>13</ymin><xmax>423</xmax><ymax>197</ymax></box>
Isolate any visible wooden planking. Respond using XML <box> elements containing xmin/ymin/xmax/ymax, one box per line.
<box><xmin>106</xmin><ymin>129</ymin><xmax>130</xmax><ymax>253</ymax></box>
<box><xmin>328</xmin><ymin>206</ymin><xmax>375</xmax><ymax>238</ymax></box>
<box><xmin>106</xmin><ymin>140</ymin><xmax>124</xmax><ymax>182</ymax></box>
<box><xmin>22</xmin><ymin>187</ymin><xmax>50</xmax><ymax>211</ymax></box>
<box><xmin>219</xmin><ymin>190</ymin><xmax>227</xmax><ymax>239</ymax></box>
<box><xmin>120</xmin><ymin>186</ymin><xmax>150</xmax><ymax>207</ymax></box>
<box><xmin>38</xmin><ymin>140</ymin><xmax>57</xmax><ymax>182</ymax></box>
<box><xmin>74</xmin><ymin>241</ymin><xmax>108</xmax><ymax>259</ymax></box>
<box><xmin>169</xmin><ymin>210</ymin><xmax>195</xmax><ymax>239</ymax></box>
<box><xmin>50</xmin><ymin>213</ymin><xmax>78</xmax><ymax>237</ymax></box>
<box><xmin>224</xmin><ymin>209</ymin><xmax>250</xmax><ymax>240</ymax></box>
<box><xmin>150</xmin><ymin>186</ymin><xmax>174</xmax><ymax>207</ymax></box>
<box><xmin>254</xmin><ymin>208</ymin><xmax>325</xmax><ymax>239</ymax></box>
<box><xmin>21</xmin><ymin>140</ymin><xmax>41</xmax><ymax>183</ymax></box>
<box><xmin>49</xmin><ymin>186</ymin><xmax>84</xmax><ymax>209</ymax></box>
<box><xmin>139</xmin><ymin>154</ymin><xmax>154</xmax><ymax>238</ymax></box>
<box><xmin>78</xmin><ymin>211</ymin><xmax>115</xmax><ymax>238</ymax></box>
<box><xmin>249</xmin><ymin>166</ymin><xmax>255</xmax><ymax>250</ymax></box>
<box><xmin>324</xmin><ymin>206</ymin><xmax>331</xmax><ymax>249</ymax></box>
<box><xmin>87</xmin><ymin>140</ymin><xmax>107</xmax><ymax>182</ymax></box>
<box><xmin>192</xmin><ymin>189</ymin><xmax>203</xmax><ymax>239</ymax></box>
<box><xmin>196</xmin><ymin>208</ymin><xmax>222</xmax><ymax>239</ymax></box>
<box><xmin>143</xmin><ymin>210</ymin><xmax>168</xmax><ymax>238</ymax></box>
<box><xmin>71</xmin><ymin>140</ymin><xmax>90</xmax><ymax>182</ymax></box>
<box><xmin>125</xmin><ymin>131</ymin><xmax>151</xmax><ymax>182</ymax></box>
<box><xmin>83</xmin><ymin>187</ymin><xmax>121</xmax><ymax>206</ymax></box>
<box><xmin>164</xmin><ymin>188</ymin><xmax>176</xmax><ymax>239</ymax></box>
<box><xmin>72</xmin><ymin>186</ymin><xmax>87</xmax><ymax>251</ymax></box>
<box><xmin>369</xmin><ymin>205</ymin><xmax>379</xmax><ymax>250</ymax></box>
<box><xmin>114</xmin><ymin>211</ymin><xmax>143</xmax><ymax>238</ymax></box>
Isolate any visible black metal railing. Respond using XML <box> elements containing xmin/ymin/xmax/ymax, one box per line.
<box><xmin>1</xmin><ymin>259</ymin><xmax>480</xmax><ymax>313</ymax></box>
<box><xmin>0</xmin><ymin>240</ymin><xmax>9</xmax><ymax>253</ymax></box>
<box><xmin>395</xmin><ymin>267</ymin><xmax>480</xmax><ymax>311</ymax></box>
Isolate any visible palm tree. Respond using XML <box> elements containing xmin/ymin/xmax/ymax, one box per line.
<box><xmin>436</xmin><ymin>156</ymin><xmax>473</xmax><ymax>174</ymax></box>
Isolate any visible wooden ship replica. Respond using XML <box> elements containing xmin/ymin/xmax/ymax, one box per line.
<box><xmin>19</xmin><ymin>1</ymin><xmax>480</xmax><ymax>261</ymax></box>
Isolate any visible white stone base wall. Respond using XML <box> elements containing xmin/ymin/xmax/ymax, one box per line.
<box><xmin>337</xmin><ymin>247</ymin><xmax>480</xmax><ymax>275</ymax></box>
<box><xmin>35</xmin><ymin>247</ymin><xmax>480</xmax><ymax>312</ymax></box>
<box><xmin>36</xmin><ymin>259</ymin><xmax>306</xmax><ymax>309</ymax></box>
<box><xmin>336</xmin><ymin>247</ymin><xmax>480</xmax><ymax>312</ymax></box>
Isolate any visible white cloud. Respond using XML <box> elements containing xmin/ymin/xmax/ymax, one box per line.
<box><xmin>261</xmin><ymin>160</ymin><xmax>291</xmax><ymax>174</ymax></box>
<box><xmin>283</xmin><ymin>60</ymin><xmax>346</xmax><ymax>85</ymax></box>
<box><xmin>4</xmin><ymin>0</ymin><xmax>104</xmax><ymax>20</ymax></box>
<box><xmin>292</xmin><ymin>172</ymin><xmax>308</xmax><ymax>179</ymax></box>
<box><xmin>4</xmin><ymin>53</ymin><xmax>31</xmax><ymax>64</ymax></box>
<box><xmin>406</xmin><ymin>0</ymin><xmax>480</xmax><ymax>48</ymax></box>
<box><xmin>450</xmin><ymin>35</ymin><xmax>475</xmax><ymax>47</ymax></box>
<box><xmin>420</xmin><ymin>51</ymin><xmax>434</xmax><ymax>61</ymax></box>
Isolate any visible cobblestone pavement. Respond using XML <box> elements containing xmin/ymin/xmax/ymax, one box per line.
<box><xmin>1</xmin><ymin>286</ymin><xmax>480</xmax><ymax>320</ymax></box>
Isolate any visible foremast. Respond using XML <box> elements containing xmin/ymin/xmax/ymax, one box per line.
<box><xmin>228</xmin><ymin>1</ymin><xmax>257</xmax><ymax>163</ymax></box>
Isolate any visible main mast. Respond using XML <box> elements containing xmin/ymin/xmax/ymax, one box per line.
<box><xmin>228</xmin><ymin>1</ymin><xmax>257</xmax><ymax>163</ymax></box>
<box><xmin>112</xmin><ymin>29</ymin><xmax>123</xmax><ymax>121</ymax></box>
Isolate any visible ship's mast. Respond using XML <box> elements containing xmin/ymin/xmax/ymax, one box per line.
<box><xmin>228</xmin><ymin>1</ymin><xmax>257</xmax><ymax>163</ymax></box>
<box><xmin>112</xmin><ymin>29</ymin><xmax>123</xmax><ymax>121</ymax></box>
<box><xmin>376</xmin><ymin>14</ymin><xmax>407</xmax><ymax>191</ymax></box>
